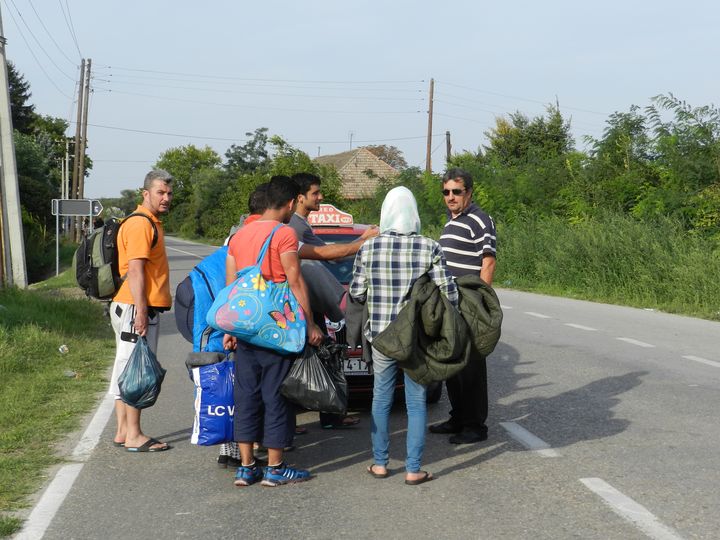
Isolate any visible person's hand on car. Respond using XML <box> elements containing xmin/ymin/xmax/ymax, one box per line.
<box><xmin>360</xmin><ymin>225</ymin><xmax>379</xmax><ymax>241</ymax></box>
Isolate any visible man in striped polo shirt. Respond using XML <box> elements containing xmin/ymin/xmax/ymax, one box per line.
<box><xmin>431</xmin><ymin>168</ymin><xmax>497</xmax><ymax>444</ymax></box>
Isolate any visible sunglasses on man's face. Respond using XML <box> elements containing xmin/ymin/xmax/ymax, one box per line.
<box><xmin>442</xmin><ymin>188</ymin><xmax>466</xmax><ymax>196</ymax></box>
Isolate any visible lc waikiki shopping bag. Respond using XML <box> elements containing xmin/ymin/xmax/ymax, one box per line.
<box><xmin>206</xmin><ymin>224</ymin><xmax>306</xmax><ymax>354</ymax></box>
<box><xmin>186</xmin><ymin>353</ymin><xmax>235</xmax><ymax>445</ymax></box>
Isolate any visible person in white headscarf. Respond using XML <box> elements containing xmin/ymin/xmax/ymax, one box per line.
<box><xmin>349</xmin><ymin>186</ymin><xmax>458</xmax><ymax>485</ymax></box>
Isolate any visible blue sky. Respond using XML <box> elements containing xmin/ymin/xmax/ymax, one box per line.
<box><xmin>3</xmin><ymin>0</ymin><xmax>717</xmax><ymax>198</ymax></box>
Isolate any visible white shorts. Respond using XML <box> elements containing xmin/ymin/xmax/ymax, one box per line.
<box><xmin>108</xmin><ymin>301</ymin><xmax>160</xmax><ymax>398</ymax></box>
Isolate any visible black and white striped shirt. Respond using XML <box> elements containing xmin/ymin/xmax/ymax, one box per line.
<box><xmin>439</xmin><ymin>203</ymin><xmax>496</xmax><ymax>278</ymax></box>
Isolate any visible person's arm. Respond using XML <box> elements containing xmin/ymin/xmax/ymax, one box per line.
<box><xmin>348</xmin><ymin>248</ymin><xmax>368</xmax><ymax>303</ymax></box>
<box><xmin>222</xmin><ymin>254</ymin><xmax>238</xmax><ymax>350</ymax></box>
<box><xmin>480</xmin><ymin>255</ymin><xmax>496</xmax><ymax>286</ymax></box>
<box><xmin>428</xmin><ymin>243</ymin><xmax>458</xmax><ymax>306</ymax></box>
<box><xmin>299</xmin><ymin>242</ymin><xmax>359</xmax><ymax>260</ymax></box>
<box><xmin>298</xmin><ymin>225</ymin><xmax>379</xmax><ymax>261</ymax></box>
<box><xmin>126</xmin><ymin>258</ymin><xmax>149</xmax><ymax>336</ymax></box>
<box><xmin>280</xmin><ymin>251</ymin><xmax>324</xmax><ymax>346</ymax></box>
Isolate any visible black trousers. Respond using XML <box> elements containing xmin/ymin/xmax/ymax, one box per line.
<box><xmin>446</xmin><ymin>353</ymin><xmax>488</xmax><ymax>435</ymax></box>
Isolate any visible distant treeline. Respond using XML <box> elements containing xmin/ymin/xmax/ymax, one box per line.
<box><xmin>12</xmin><ymin>54</ymin><xmax>719</xmax><ymax>313</ymax></box>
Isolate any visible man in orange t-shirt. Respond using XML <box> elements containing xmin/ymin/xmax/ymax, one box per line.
<box><xmin>224</xmin><ymin>176</ymin><xmax>323</xmax><ymax>487</ymax></box>
<box><xmin>109</xmin><ymin>170</ymin><xmax>173</xmax><ymax>452</ymax></box>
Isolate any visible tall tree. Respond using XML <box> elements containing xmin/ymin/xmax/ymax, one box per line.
<box><xmin>363</xmin><ymin>145</ymin><xmax>408</xmax><ymax>170</ymax></box>
<box><xmin>155</xmin><ymin>145</ymin><xmax>223</xmax><ymax>232</ymax></box>
<box><xmin>7</xmin><ymin>61</ymin><xmax>36</xmax><ymax>134</ymax></box>
<box><xmin>225</xmin><ymin>127</ymin><xmax>270</xmax><ymax>175</ymax></box>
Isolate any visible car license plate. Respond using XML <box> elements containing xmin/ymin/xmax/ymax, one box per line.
<box><xmin>344</xmin><ymin>358</ymin><xmax>369</xmax><ymax>374</ymax></box>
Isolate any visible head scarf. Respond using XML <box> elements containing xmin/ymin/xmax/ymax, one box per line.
<box><xmin>379</xmin><ymin>186</ymin><xmax>421</xmax><ymax>235</ymax></box>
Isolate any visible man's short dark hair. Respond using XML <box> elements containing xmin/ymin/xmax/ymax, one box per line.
<box><xmin>265</xmin><ymin>176</ymin><xmax>301</xmax><ymax>209</ymax></box>
<box><xmin>291</xmin><ymin>172</ymin><xmax>321</xmax><ymax>195</ymax></box>
<box><xmin>443</xmin><ymin>168</ymin><xmax>473</xmax><ymax>191</ymax></box>
<box><xmin>248</xmin><ymin>183</ymin><xmax>269</xmax><ymax>214</ymax></box>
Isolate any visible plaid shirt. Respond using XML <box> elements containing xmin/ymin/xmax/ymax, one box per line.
<box><xmin>349</xmin><ymin>232</ymin><xmax>459</xmax><ymax>340</ymax></box>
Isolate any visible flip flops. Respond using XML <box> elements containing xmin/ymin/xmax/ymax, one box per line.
<box><xmin>112</xmin><ymin>440</ymin><xmax>125</xmax><ymax>447</ymax></box>
<box><xmin>367</xmin><ymin>464</ymin><xmax>389</xmax><ymax>479</ymax></box>
<box><xmin>125</xmin><ymin>437</ymin><xmax>170</xmax><ymax>452</ymax></box>
<box><xmin>405</xmin><ymin>471</ymin><xmax>433</xmax><ymax>485</ymax></box>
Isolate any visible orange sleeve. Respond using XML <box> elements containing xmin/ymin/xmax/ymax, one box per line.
<box><xmin>275</xmin><ymin>226</ymin><xmax>298</xmax><ymax>255</ymax></box>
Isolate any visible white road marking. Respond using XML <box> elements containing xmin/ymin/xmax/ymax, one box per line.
<box><xmin>616</xmin><ymin>337</ymin><xmax>655</xmax><ymax>348</ymax></box>
<box><xmin>15</xmin><ymin>464</ymin><xmax>84</xmax><ymax>540</ymax></box>
<box><xmin>501</xmin><ymin>304</ymin><xmax>512</xmax><ymax>310</ymax></box>
<box><xmin>72</xmin><ymin>393</ymin><xmax>116</xmax><ymax>459</ymax></box>
<box><xmin>524</xmin><ymin>311</ymin><xmax>551</xmax><ymax>319</ymax></box>
<box><xmin>580</xmin><ymin>478</ymin><xmax>684</xmax><ymax>540</ymax></box>
<box><xmin>166</xmin><ymin>245</ymin><xmax>204</xmax><ymax>259</ymax></box>
<box><xmin>564</xmin><ymin>323</ymin><xmax>597</xmax><ymax>331</ymax></box>
<box><xmin>682</xmin><ymin>355</ymin><xmax>720</xmax><ymax>369</ymax></box>
<box><xmin>15</xmin><ymin>393</ymin><xmax>116</xmax><ymax>539</ymax></box>
<box><xmin>500</xmin><ymin>422</ymin><xmax>560</xmax><ymax>457</ymax></box>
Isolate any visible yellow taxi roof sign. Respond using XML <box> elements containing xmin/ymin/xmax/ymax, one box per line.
<box><xmin>307</xmin><ymin>204</ymin><xmax>354</xmax><ymax>226</ymax></box>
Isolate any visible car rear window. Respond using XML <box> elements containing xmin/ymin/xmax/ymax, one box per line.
<box><xmin>314</xmin><ymin>232</ymin><xmax>362</xmax><ymax>284</ymax></box>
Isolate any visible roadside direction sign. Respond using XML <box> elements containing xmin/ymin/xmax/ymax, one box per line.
<box><xmin>51</xmin><ymin>199</ymin><xmax>103</xmax><ymax>216</ymax></box>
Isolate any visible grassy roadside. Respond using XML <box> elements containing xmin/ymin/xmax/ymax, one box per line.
<box><xmin>496</xmin><ymin>213</ymin><xmax>720</xmax><ymax>321</ymax></box>
<box><xmin>0</xmin><ymin>272</ymin><xmax>114</xmax><ymax>537</ymax></box>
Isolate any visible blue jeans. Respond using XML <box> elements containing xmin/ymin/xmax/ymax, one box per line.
<box><xmin>370</xmin><ymin>347</ymin><xmax>427</xmax><ymax>473</ymax></box>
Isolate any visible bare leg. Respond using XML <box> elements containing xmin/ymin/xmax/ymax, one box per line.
<box><xmin>113</xmin><ymin>399</ymin><xmax>127</xmax><ymax>444</ymax></box>
<box><xmin>123</xmin><ymin>403</ymin><xmax>167</xmax><ymax>450</ymax></box>
<box><xmin>267</xmin><ymin>448</ymin><xmax>283</xmax><ymax>467</ymax></box>
<box><xmin>239</xmin><ymin>442</ymin><xmax>255</xmax><ymax>466</ymax></box>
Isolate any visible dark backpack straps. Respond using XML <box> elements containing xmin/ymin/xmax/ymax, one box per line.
<box><xmin>124</xmin><ymin>213</ymin><xmax>159</xmax><ymax>248</ymax></box>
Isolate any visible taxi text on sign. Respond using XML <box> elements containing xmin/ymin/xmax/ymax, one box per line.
<box><xmin>307</xmin><ymin>204</ymin><xmax>354</xmax><ymax>226</ymax></box>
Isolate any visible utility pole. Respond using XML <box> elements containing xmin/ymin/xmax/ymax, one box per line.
<box><xmin>425</xmin><ymin>78</ymin><xmax>434</xmax><ymax>174</ymax></box>
<box><xmin>62</xmin><ymin>139</ymin><xmax>69</xmax><ymax>199</ymax></box>
<box><xmin>445</xmin><ymin>131</ymin><xmax>451</xmax><ymax>164</ymax></box>
<box><xmin>0</xmin><ymin>6</ymin><xmax>28</xmax><ymax>287</ymax></box>
<box><xmin>71</xmin><ymin>59</ymin><xmax>85</xmax><ymax>201</ymax></box>
<box><xmin>77</xmin><ymin>58</ymin><xmax>91</xmax><ymax>200</ymax></box>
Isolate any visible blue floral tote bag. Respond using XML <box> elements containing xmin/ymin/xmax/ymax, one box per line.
<box><xmin>206</xmin><ymin>224</ymin><xmax>306</xmax><ymax>354</ymax></box>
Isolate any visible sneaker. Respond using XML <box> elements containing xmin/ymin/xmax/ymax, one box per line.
<box><xmin>261</xmin><ymin>462</ymin><xmax>312</xmax><ymax>487</ymax></box>
<box><xmin>234</xmin><ymin>464</ymin><xmax>262</xmax><ymax>487</ymax></box>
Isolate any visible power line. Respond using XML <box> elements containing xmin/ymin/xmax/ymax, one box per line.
<box><xmin>95</xmin><ymin>65</ymin><xmax>423</xmax><ymax>85</ymax></box>
<box><xmin>61</xmin><ymin>0</ymin><xmax>82</xmax><ymax>57</ymax></box>
<box><xmin>92</xmin><ymin>72</ymin><xmax>423</xmax><ymax>93</ymax></box>
<box><xmin>26</xmin><ymin>0</ymin><xmax>78</xmax><ymax>65</ymax></box>
<box><xmin>435</xmin><ymin>96</ymin><xmax>606</xmax><ymax>132</ymax></box>
<box><xmin>77</xmin><ymin>121</ymin><xmax>444</xmax><ymax>145</ymax></box>
<box><xmin>6</xmin><ymin>0</ymin><xmax>76</xmax><ymax>81</ymax></box>
<box><xmin>92</xmin><ymin>78</ymin><xmax>424</xmax><ymax>102</ymax></box>
<box><xmin>3</xmin><ymin>3</ymin><xmax>73</xmax><ymax>99</ymax></box>
<box><xmin>435</xmin><ymin>112</ymin><xmax>491</xmax><ymax>126</ymax></box>
<box><xmin>434</xmin><ymin>98</ymin><xmax>501</xmax><ymax>116</ymax></box>
<box><xmin>93</xmin><ymin>88</ymin><xmax>423</xmax><ymax>115</ymax></box>
<box><xmin>437</xmin><ymin>80</ymin><xmax>610</xmax><ymax>116</ymax></box>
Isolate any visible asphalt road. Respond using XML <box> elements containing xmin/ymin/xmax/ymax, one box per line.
<box><xmin>15</xmin><ymin>236</ymin><xmax>720</xmax><ymax>539</ymax></box>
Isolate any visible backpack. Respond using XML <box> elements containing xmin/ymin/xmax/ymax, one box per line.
<box><xmin>174</xmin><ymin>246</ymin><xmax>228</xmax><ymax>353</ymax></box>
<box><xmin>74</xmin><ymin>213</ymin><xmax>158</xmax><ymax>300</ymax></box>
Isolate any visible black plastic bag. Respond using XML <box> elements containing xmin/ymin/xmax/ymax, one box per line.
<box><xmin>281</xmin><ymin>342</ymin><xmax>348</xmax><ymax>415</ymax></box>
<box><xmin>118</xmin><ymin>336</ymin><xmax>167</xmax><ymax>409</ymax></box>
